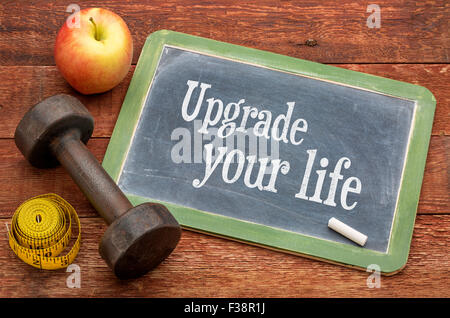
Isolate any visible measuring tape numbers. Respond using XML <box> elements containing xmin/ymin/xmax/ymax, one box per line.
<box><xmin>8</xmin><ymin>193</ymin><xmax>81</xmax><ymax>270</ymax></box>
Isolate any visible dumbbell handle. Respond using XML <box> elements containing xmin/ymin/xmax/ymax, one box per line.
<box><xmin>50</xmin><ymin>129</ymin><xmax>132</xmax><ymax>225</ymax></box>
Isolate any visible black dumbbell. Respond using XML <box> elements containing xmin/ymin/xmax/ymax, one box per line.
<box><xmin>15</xmin><ymin>94</ymin><xmax>181</xmax><ymax>279</ymax></box>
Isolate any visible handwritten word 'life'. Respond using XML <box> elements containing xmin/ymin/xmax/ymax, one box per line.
<box><xmin>179</xmin><ymin>80</ymin><xmax>362</xmax><ymax>210</ymax></box>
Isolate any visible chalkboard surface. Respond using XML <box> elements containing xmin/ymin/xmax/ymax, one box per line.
<box><xmin>103</xmin><ymin>31</ymin><xmax>436</xmax><ymax>274</ymax></box>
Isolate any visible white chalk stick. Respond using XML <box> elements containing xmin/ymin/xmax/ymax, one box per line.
<box><xmin>328</xmin><ymin>217</ymin><xmax>368</xmax><ymax>247</ymax></box>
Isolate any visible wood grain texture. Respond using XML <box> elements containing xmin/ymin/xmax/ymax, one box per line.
<box><xmin>0</xmin><ymin>0</ymin><xmax>448</xmax><ymax>299</ymax></box>
<box><xmin>0</xmin><ymin>215</ymin><xmax>448</xmax><ymax>297</ymax></box>
<box><xmin>0</xmin><ymin>0</ymin><xmax>448</xmax><ymax>65</ymax></box>
<box><xmin>0</xmin><ymin>64</ymin><xmax>448</xmax><ymax>138</ymax></box>
<box><xmin>0</xmin><ymin>136</ymin><xmax>447</xmax><ymax>218</ymax></box>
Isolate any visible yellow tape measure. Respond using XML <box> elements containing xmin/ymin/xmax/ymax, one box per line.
<box><xmin>8</xmin><ymin>194</ymin><xmax>81</xmax><ymax>270</ymax></box>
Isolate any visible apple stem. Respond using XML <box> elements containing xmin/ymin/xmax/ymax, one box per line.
<box><xmin>89</xmin><ymin>17</ymin><xmax>100</xmax><ymax>41</ymax></box>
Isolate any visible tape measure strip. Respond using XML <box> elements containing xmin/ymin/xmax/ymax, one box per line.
<box><xmin>8</xmin><ymin>194</ymin><xmax>81</xmax><ymax>270</ymax></box>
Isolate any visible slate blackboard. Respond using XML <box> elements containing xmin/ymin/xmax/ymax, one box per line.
<box><xmin>103</xmin><ymin>30</ymin><xmax>436</xmax><ymax>274</ymax></box>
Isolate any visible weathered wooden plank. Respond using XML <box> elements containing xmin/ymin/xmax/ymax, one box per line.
<box><xmin>0</xmin><ymin>0</ymin><xmax>447</xmax><ymax>301</ymax></box>
<box><xmin>0</xmin><ymin>214</ymin><xmax>448</xmax><ymax>297</ymax></box>
<box><xmin>0</xmin><ymin>136</ymin><xmax>447</xmax><ymax>218</ymax></box>
<box><xmin>0</xmin><ymin>64</ymin><xmax>448</xmax><ymax>137</ymax></box>
<box><xmin>0</xmin><ymin>138</ymin><xmax>106</xmax><ymax>219</ymax></box>
<box><xmin>0</xmin><ymin>1</ymin><xmax>448</xmax><ymax>65</ymax></box>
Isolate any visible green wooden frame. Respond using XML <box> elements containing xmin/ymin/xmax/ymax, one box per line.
<box><xmin>102</xmin><ymin>30</ymin><xmax>436</xmax><ymax>275</ymax></box>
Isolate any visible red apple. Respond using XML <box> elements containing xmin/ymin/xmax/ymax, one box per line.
<box><xmin>54</xmin><ymin>8</ymin><xmax>133</xmax><ymax>95</ymax></box>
